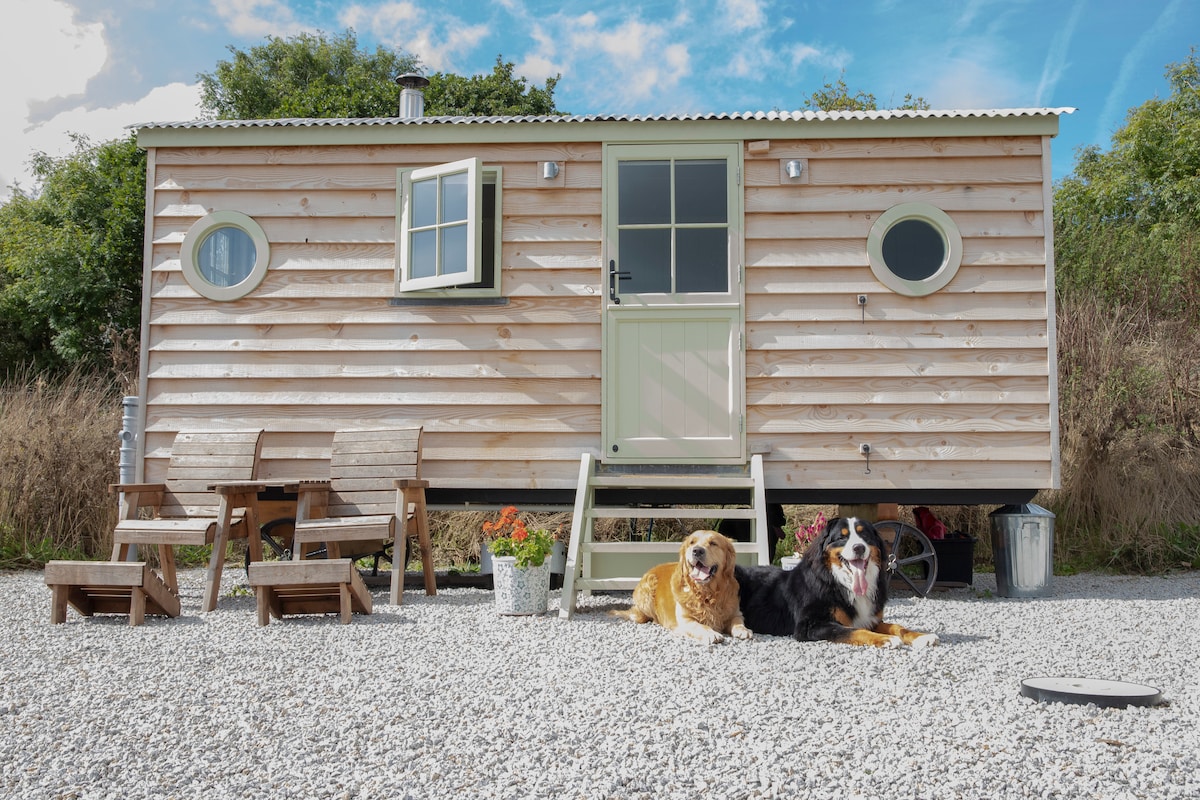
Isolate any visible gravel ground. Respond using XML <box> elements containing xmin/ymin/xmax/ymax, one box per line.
<box><xmin>2</xmin><ymin>566</ymin><xmax>1198</xmax><ymax>800</ymax></box>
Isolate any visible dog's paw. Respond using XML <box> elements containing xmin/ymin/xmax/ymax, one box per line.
<box><xmin>731</xmin><ymin>623</ymin><xmax>753</xmax><ymax>641</ymax></box>
<box><xmin>684</xmin><ymin>626</ymin><xmax>724</xmax><ymax>645</ymax></box>
<box><xmin>911</xmin><ymin>633</ymin><xmax>939</xmax><ymax>649</ymax></box>
<box><xmin>881</xmin><ymin>635</ymin><xmax>903</xmax><ymax>649</ymax></box>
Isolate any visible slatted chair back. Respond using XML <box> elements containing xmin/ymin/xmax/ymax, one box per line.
<box><xmin>325</xmin><ymin>428</ymin><xmax>422</xmax><ymax>517</ymax></box>
<box><xmin>158</xmin><ymin>430</ymin><xmax>264</xmax><ymax>518</ymax></box>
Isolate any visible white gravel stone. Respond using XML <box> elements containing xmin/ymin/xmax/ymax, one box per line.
<box><xmin>2</xmin><ymin>567</ymin><xmax>1198</xmax><ymax>799</ymax></box>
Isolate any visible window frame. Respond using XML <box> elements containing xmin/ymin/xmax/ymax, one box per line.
<box><xmin>866</xmin><ymin>202</ymin><xmax>963</xmax><ymax>297</ymax></box>
<box><xmin>179</xmin><ymin>210</ymin><xmax>271</xmax><ymax>301</ymax></box>
<box><xmin>395</xmin><ymin>158</ymin><xmax>503</xmax><ymax>297</ymax></box>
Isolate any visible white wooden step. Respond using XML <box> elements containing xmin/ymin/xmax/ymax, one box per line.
<box><xmin>589</xmin><ymin>474</ymin><xmax>756</xmax><ymax>490</ymax></box>
<box><xmin>583</xmin><ymin>541</ymin><xmax>763</xmax><ymax>554</ymax></box>
<box><xmin>586</xmin><ymin>507</ymin><xmax>756</xmax><ymax>520</ymax></box>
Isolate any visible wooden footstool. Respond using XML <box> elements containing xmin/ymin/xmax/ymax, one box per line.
<box><xmin>247</xmin><ymin>559</ymin><xmax>373</xmax><ymax>625</ymax></box>
<box><xmin>45</xmin><ymin>561</ymin><xmax>182</xmax><ymax>626</ymax></box>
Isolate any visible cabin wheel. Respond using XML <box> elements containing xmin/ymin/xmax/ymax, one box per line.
<box><xmin>873</xmin><ymin>520</ymin><xmax>938</xmax><ymax>597</ymax></box>
<box><xmin>245</xmin><ymin>516</ymin><xmax>296</xmax><ymax>575</ymax></box>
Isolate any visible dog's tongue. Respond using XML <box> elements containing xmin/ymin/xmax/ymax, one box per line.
<box><xmin>691</xmin><ymin>563</ymin><xmax>713</xmax><ymax>582</ymax></box>
<box><xmin>850</xmin><ymin>560</ymin><xmax>869</xmax><ymax>596</ymax></box>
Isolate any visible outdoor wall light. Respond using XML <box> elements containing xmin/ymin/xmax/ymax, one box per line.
<box><xmin>542</xmin><ymin>161</ymin><xmax>560</xmax><ymax>180</ymax></box>
<box><xmin>785</xmin><ymin>159</ymin><xmax>804</xmax><ymax>179</ymax></box>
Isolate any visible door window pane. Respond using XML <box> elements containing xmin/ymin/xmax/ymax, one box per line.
<box><xmin>676</xmin><ymin>228</ymin><xmax>728</xmax><ymax>292</ymax></box>
<box><xmin>619</xmin><ymin>229</ymin><xmax>671</xmax><ymax>293</ymax></box>
<box><xmin>618</xmin><ymin>161</ymin><xmax>670</xmax><ymax>225</ymax></box>
<box><xmin>675</xmin><ymin>160</ymin><xmax>727</xmax><ymax>224</ymax></box>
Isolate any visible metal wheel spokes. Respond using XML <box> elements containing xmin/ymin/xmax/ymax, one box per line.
<box><xmin>245</xmin><ymin>517</ymin><xmax>296</xmax><ymax>575</ymax></box>
<box><xmin>874</xmin><ymin>520</ymin><xmax>938</xmax><ymax>597</ymax></box>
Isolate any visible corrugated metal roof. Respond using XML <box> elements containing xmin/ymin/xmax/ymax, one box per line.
<box><xmin>134</xmin><ymin>107</ymin><xmax>1074</xmax><ymax>130</ymax></box>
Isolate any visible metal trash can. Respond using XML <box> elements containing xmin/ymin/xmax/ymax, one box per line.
<box><xmin>989</xmin><ymin>503</ymin><xmax>1055</xmax><ymax>597</ymax></box>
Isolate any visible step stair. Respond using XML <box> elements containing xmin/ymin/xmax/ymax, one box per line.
<box><xmin>559</xmin><ymin>453</ymin><xmax>769</xmax><ymax>619</ymax></box>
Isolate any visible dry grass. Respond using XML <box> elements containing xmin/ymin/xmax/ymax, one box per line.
<box><xmin>1043</xmin><ymin>292</ymin><xmax>1200</xmax><ymax>571</ymax></box>
<box><xmin>0</xmin><ymin>370</ymin><xmax>120</xmax><ymax>567</ymax></box>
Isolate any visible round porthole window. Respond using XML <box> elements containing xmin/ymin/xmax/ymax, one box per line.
<box><xmin>867</xmin><ymin>203</ymin><xmax>963</xmax><ymax>296</ymax></box>
<box><xmin>180</xmin><ymin>211</ymin><xmax>270</xmax><ymax>301</ymax></box>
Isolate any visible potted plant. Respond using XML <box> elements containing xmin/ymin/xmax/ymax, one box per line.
<box><xmin>781</xmin><ymin>512</ymin><xmax>826</xmax><ymax>570</ymax></box>
<box><xmin>483</xmin><ymin>506</ymin><xmax>556</xmax><ymax>615</ymax></box>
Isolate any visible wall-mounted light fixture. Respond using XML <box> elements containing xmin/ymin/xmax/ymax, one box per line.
<box><xmin>785</xmin><ymin>159</ymin><xmax>804</xmax><ymax>179</ymax></box>
<box><xmin>542</xmin><ymin>161</ymin><xmax>560</xmax><ymax>180</ymax></box>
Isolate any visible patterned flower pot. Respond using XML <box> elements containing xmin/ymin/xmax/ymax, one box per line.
<box><xmin>491</xmin><ymin>556</ymin><xmax>551</xmax><ymax>615</ymax></box>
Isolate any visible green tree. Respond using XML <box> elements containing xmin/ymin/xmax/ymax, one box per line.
<box><xmin>805</xmin><ymin>71</ymin><xmax>930</xmax><ymax>111</ymax></box>
<box><xmin>0</xmin><ymin>135</ymin><xmax>145</xmax><ymax>375</ymax></box>
<box><xmin>425</xmin><ymin>56</ymin><xmax>560</xmax><ymax>116</ymax></box>
<box><xmin>198</xmin><ymin>31</ymin><xmax>560</xmax><ymax>119</ymax></box>
<box><xmin>1054</xmin><ymin>49</ymin><xmax>1200</xmax><ymax>315</ymax></box>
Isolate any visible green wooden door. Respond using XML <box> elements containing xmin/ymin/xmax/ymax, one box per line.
<box><xmin>602</xmin><ymin>143</ymin><xmax>744</xmax><ymax>463</ymax></box>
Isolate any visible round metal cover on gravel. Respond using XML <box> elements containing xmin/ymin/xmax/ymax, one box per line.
<box><xmin>1020</xmin><ymin>677</ymin><xmax>1164</xmax><ymax>708</ymax></box>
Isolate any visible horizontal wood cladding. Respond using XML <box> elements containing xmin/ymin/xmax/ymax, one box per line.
<box><xmin>139</xmin><ymin>134</ymin><xmax>1055</xmax><ymax>495</ymax></box>
<box><xmin>742</xmin><ymin>133</ymin><xmax>1053</xmax><ymax>492</ymax></box>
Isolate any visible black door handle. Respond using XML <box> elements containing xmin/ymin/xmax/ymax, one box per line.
<box><xmin>609</xmin><ymin>260</ymin><xmax>631</xmax><ymax>304</ymax></box>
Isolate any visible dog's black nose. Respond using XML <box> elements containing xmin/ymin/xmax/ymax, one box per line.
<box><xmin>691</xmin><ymin>546</ymin><xmax>706</xmax><ymax>559</ymax></box>
<box><xmin>852</xmin><ymin>543</ymin><xmax>867</xmax><ymax>557</ymax></box>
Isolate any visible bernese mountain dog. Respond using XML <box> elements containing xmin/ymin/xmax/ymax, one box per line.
<box><xmin>735</xmin><ymin>516</ymin><xmax>938</xmax><ymax>648</ymax></box>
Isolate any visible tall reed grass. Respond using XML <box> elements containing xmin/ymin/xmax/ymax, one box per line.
<box><xmin>0</xmin><ymin>370</ymin><xmax>120</xmax><ymax>567</ymax></box>
<box><xmin>1042</xmin><ymin>292</ymin><xmax>1200</xmax><ymax>571</ymax></box>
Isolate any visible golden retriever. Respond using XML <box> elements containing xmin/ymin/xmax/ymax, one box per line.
<box><xmin>615</xmin><ymin>530</ymin><xmax>751</xmax><ymax>644</ymax></box>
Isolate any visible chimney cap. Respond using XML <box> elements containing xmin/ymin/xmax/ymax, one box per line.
<box><xmin>395</xmin><ymin>73</ymin><xmax>430</xmax><ymax>89</ymax></box>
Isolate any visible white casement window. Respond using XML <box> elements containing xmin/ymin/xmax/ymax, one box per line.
<box><xmin>396</xmin><ymin>158</ymin><xmax>502</xmax><ymax>296</ymax></box>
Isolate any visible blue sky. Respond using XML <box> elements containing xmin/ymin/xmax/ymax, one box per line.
<box><xmin>1</xmin><ymin>0</ymin><xmax>1195</xmax><ymax>198</ymax></box>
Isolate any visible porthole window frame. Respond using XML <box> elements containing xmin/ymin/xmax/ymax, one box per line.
<box><xmin>179</xmin><ymin>210</ymin><xmax>271</xmax><ymax>301</ymax></box>
<box><xmin>866</xmin><ymin>203</ymin><xmax>963</xmax><ymax>297</ymax></box>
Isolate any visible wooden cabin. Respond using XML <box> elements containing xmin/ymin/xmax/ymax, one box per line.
<box><xmin>133</xmin><ymin>102</ymin><xmax>1070</xmax><ymax>523</ymax></box>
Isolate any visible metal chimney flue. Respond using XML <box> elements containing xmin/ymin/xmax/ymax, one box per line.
<box><xmin>396</xmin><ymin>73</ymin><xmax>430</xmax><ymax>119</ymax></box>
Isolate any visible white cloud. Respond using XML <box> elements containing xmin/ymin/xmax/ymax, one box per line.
<box><xmin>209</xmin><ymin>0</ymin><xmax>307</xmax><ymax>38</ymax></box>
<box><xmin>1096</xmin><ymin>0</ymin><xmax>1185</xmax><ymax>143</ymax></box>
<box><xmin>926</xmin><ymin>57</ymin><xmax>1024</xmax><ymax>109</ymax></box>
<box><xmin>340</xmin><ymin>2</ymin><xmax>488</xmax><ymax>71</ymax></box>
<box><xmin>722</xmin><ymin>0</ymin><xmax>766</xmax><ymax>32</ymax></box>
<box><xmin>0</xmin><ymin>1</ymin><xmax>104</xmax><ymax>196</ymax></box>
<box><xmin>514</xmin><ymin>24</ymin><xmax>563</xmax><ymax>85</ymax></box>
<box><xmin>0</xmin><ymin>1</ymin><xmax>203</xmax><ymax>199</ymax></box>
<box><xmin>1036</xmin><ymin>0</ymin><xmax>1085</xmax><ymax>105</ymax></box>
<box><xmin>0</xmin><ymin>0</ymin><xmax>106</xmax><ymax>121</ymax></box>
<box><xmin>565</xmin><ymin>15</ymin><xmax>692</xmax><ymax>106</ymax></box>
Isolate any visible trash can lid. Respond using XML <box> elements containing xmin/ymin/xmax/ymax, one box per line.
<box><xmin>990</xmin><ymin>503</ymin><xmax>1055</xmax><ymax>518</ymax></box>
<box><xmin>1020</xmin><ymin>677</ymin><xmax>1162</xmax><ymax>708</ymax></box>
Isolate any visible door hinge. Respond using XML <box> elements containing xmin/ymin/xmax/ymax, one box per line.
<box><xmin>739</xmin><ymin>414</ymin><xmax>745</xmax><ymax>433</ymax></box>
<box><xmin>739</xmin><ymin>331</ymin><xmax>745</xmax><ymax>351</ymax></box>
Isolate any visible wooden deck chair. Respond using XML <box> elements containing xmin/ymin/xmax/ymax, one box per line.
<box><xmin>44</xmin><ymin>429</ymin><xmax>265</xmax><ymax>624</ymax></box>
<box><xmin>246</xmin><ymin>427</ymin><xmax>436</xmax><ymax>625</ymax></box>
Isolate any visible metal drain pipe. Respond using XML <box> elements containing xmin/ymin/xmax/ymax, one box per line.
<box><xmin>119</xmin><ymin>396</ymin><xmax>138</xmax><ymax>560</ymax></box>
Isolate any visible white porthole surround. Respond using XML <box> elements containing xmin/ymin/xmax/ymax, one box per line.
<box><xmin>866</xmin><ymin>203</ymin><xmax>963</xmax><ymax>297</ymax></box>
<box><xmin>179</xmin><ymin>210</ymin><xmax>271</xmax><ymax>301</ymax></box>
